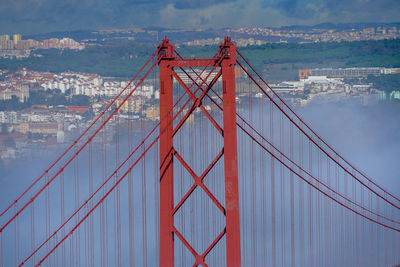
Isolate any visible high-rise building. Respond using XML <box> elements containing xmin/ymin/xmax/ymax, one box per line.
<box><xmin>13</xmin><ymin>34</ymin><xmax>22</xmax><ymax>46</ymax></box>
<box><xmin>4</xmin><ymin>40</ymin><xmax>14</xmax><ymax>50</ymax></box>
<box><xmin>0</xmin><ymin>34</ymin><xmax>10</xmax><ymax>41</ymax></box>
<box><xmin>0</xmin><ymin>34</ymin><xmax>10</xmax><ymax>49</ymax></box>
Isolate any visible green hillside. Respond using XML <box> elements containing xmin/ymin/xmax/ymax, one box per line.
<box><xmin>1</xmin><ymin>39</ymin><xmax>399</xmax><ymax>81</ymax></box>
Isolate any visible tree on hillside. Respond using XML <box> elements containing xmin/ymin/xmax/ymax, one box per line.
<box><xmin>70</xmin><ymin>95</ymin><xmax>90</xmax><ymax>106</ymax></box>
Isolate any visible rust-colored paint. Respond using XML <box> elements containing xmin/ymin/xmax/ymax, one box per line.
<box><xmin>158</xmin><ymin>37</ymin><xmax>241</xmax><ymax>266</ymax></box>
<box><xmin>159</xmin><ymin>38</ymin><xmax>175</xmax><ymax>267</ymax></box>
<box><xmin>221</xmin><ymin>37</ymin><xmax>242</xmax><ymax>267</ymax></box>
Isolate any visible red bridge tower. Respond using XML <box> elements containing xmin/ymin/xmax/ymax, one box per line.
<box><xmin>158</xmin><ymin>37</ymin><xmax>241</xmax><ymax>266</ymax></box>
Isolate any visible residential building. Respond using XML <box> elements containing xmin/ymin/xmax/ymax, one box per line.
<box><xmin>13</xmin><ymin>34</ymin><xmax>21</xmax><ymax>46</ymax></box>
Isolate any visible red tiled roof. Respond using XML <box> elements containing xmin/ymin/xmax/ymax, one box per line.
<box><xmin>66</xmin><ymin>106</ymin><xmax>89</xmax><ymax>114</ymax></box>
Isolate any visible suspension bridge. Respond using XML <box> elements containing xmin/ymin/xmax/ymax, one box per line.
<box><xmin>0</xmin><ymin>37</ymin><xmax>399</xmax><ymax>266</ymax></box>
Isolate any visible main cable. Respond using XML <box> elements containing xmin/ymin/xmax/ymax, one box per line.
<box><xmin>236</xmin><ymin>59</ymin><xmax>400</xmax><ymax>210</ymax></box>
<box><xmin>238</xmin><ymin>123</ymin><xmax>400</xmax><ymax>232</ymax></box>
<box><xmin>236</xmin><ymin>49</ymin><xmax>400</xmax><ymax>205</ymax></box>
<box><xmin>0</xmin><ymin>47</ymin><xmax>161</xmax><ymax>219</ymax></box>
<box><xmin>1</xmin><ymin>54</ymin><xmax>160</xmax><ymax>233</ymax></box>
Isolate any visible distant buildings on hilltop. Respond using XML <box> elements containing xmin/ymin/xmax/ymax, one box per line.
<box><xmin>0</xmin><ymin>34</ymin><xmax>85</xmax><ymax>58</ymax></box>
<box><xmin>40</xmin><ymin>71</ymin><xmax>155</xmax><ymax>98</ymax></box>
<box><xmin>183</xmin><ymin>25</ymin><xmax>400</xmax><ymax>47</ymax></box>
<box><xmin>299</xmin><ymin>67</ymin><xmax>400</xmax><ymax>79</ymax></box>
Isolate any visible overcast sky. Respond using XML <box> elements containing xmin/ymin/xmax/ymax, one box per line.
<box><xmin>0</xmin><ymin>0</ymin><xmax>399</xmax><ymax>34</ymax></box>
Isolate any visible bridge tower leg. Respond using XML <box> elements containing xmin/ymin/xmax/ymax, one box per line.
<box><xmin>221</xmin><ymin>38</ymin><xmax>242</xmax><ymax>267</ymax></box>
<box><xmin>158</xmin><ymin>39</ymin><xmax>175</xmax><ymax>267</ymax></box>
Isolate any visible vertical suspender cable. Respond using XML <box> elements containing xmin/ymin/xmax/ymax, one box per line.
<box><xmin>280</xmin><ymin>108</ymin><xmax>285</xmax><ymax>267</ymax></box>
<box><xmin>270</xmin><ymin>99</ymin><xmax>276</xmax><ymax>267</ymax></box>
<box><xmin>290</xmin><ymin>122</ymin><xmax>295</xmax><ymax>267</ymax></box>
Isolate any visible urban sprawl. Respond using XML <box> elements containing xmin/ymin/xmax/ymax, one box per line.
<box><xmin>1</xmin><ymin>24</ymin><xmax>400</xmax><ymax>58</ymax></box>
<box><xmin>1</xmin><ymin>65</ymin><xmax>399</xmax><ymax>161</ymax></box>
<box><xmin>1</xmin><ymin>23</ymin><xmax>400</xmax><ymax>161</ymax></box>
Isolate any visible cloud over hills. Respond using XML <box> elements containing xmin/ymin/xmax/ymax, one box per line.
<box><xmin>0</xmin><ymin>0</ymin><xmax>399</xmax><ymax>34</ymax></box>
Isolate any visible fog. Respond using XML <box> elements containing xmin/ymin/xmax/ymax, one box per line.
<box><xmin>1</xmin><ymin>97</ymin><xmax>399</xmax><ymax>266</ymax></box>
<box><xmin>298</xmin><ymin>99</ymin><xmax>400</xmax><ymax>189</ymax></box>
